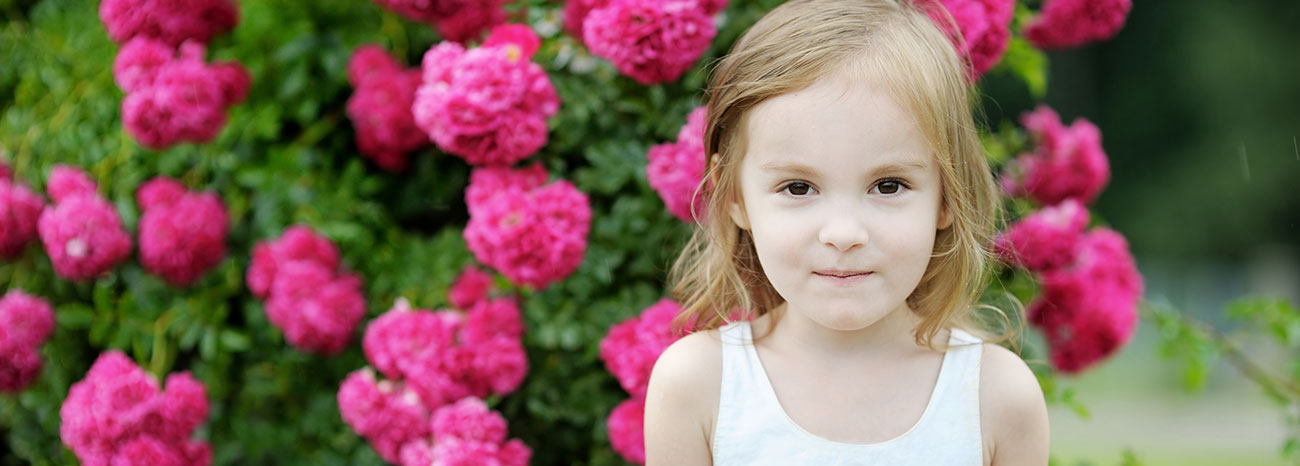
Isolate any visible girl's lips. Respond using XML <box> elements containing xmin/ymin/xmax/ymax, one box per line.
<box><xmin>813</xmin><ymin>271</ymin><xmax>872</xmax><ymax>284</ymax></box>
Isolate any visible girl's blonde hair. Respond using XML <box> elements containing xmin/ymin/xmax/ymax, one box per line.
<box><xmin>668</xmin><ymin>0</ymin><xmax>1015</xmax><ymax>348</ymax></box>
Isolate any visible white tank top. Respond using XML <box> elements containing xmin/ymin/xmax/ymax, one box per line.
<box><xmin>712</xmin><ymin>321</ymin><xmax>984</xmax><ymax>465</ymax></box>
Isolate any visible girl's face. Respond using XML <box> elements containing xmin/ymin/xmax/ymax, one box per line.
<box><xmin>731</xmin><ymin>69</ymin><xmax>950</xmax><ymax>333</ymax></box>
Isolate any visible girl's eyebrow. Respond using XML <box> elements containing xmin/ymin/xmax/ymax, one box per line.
<box><xmin>759</xmin><ymin>160</ymin><xmax>930</xmax><ymax>177</ymax></box>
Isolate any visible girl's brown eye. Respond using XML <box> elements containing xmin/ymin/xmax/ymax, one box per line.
<box><xmin>785</xmin><ymin>182</ymin><xmax>811</xmax><ymax>195</ymax></box>
<box><xmin>877</xmin><ymin>181</ymin><xmax>901</xmax><ymax>194</ymax></box>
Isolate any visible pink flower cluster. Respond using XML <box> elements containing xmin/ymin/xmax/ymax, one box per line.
<box><xmin>113</xmin><ymin>39</ymin><xmax>251</xmax><ymax>150</ymax></box>
<box><xmin>136</xmin><ymin>177</ymin><xmax>228</xmax><ymax>287</ymax></box>
<box><xmin>246</xmin><ymin>226</ymin><xmax>366</xmax><ymax>355</ymax></box>
<box><xmin>338</xmin><ymin>296</ymin><xmax>529</xmax><ymax>464</ymax></box>
<box><xmin>1028</xmin><ymin>228</ymin><xmax>1142</xmax><ymax>373</ymax></box>
<box><xmin>60</xmin><ymin>351</ymin><xmax>211</xmax><ymax>466</ymax></box>
<box><xmin>0</xmin><ymin>162</ymin><xmax>45</xmax><ymax>259</ymax></box>
<box><xmin>646</xmin><ymin>106</ymin><xmax>708</xmax><ymax>222</ymax></box>
<box><xmin>0</xmin><ymin>290</ymin><xmax>54</xmax><ymax>392</ymax></box>
<box><xmin>346</xmin><ymin>45</ymin><xmax>428</xmax><ymax>172</ymax></box>
<box><xmin>599</xmin><ymin>299</ymin><xmax>686</xmax><ymax>464</ymax></box>
<box><xmin>919</xmin><ymin>0</ymin><xmax>1014</xmax><ymax>81</ymax></box>
<box><xmin>370</xmin><ymin>0</ymin><xmax>509</xmax><ymax>43</ymax></box>
<box><xmin>579</xmin><ymin>0</ymin><xmax>724</xmax><ymax>85</ymax></box>
<box><xmin>1024</xmin><ymin>0</ymin><xmax>1132</xmax><ymax>50</ymax></box>
<box><xmin>996</xmin><ymin>105</ymin><xmax>1139</xmax><ymax>373</ymax></box>
<box><xmin>37</xmin><ymin>165</ymin><xmax>133</xmax><ymax>281</ymax></box>
<box><xmin>99</xmin><ymin>0</ymin><xmax>238</xmax><ymax>46</ymax></box>
<box><xmin>995</xmin><ymin>199</ymin><xmax>1089</xmax><ymax>272</ymax></box>
<box><xmin>463</xmin><ymin>164</ymin><xmax>591</xmax><ymax>290</ymax></box>
<box><xmin>413</xmin><ymin>24</ymin><xmax>560</xmax><ymax>166</ymax></box>
<box><xmin>1001</xmin><ymin>105</ymin><xmax>1110</xmax><ymax>206</ymax></box>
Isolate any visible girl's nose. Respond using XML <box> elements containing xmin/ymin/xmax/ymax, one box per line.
<box><xmin>818</xmin><ymin>212</ymin><xmax>868</xmax><ymax>252</ymax></box>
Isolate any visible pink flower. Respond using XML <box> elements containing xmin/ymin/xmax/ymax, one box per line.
<box><xmin>647</xmin><ymin>106</ymin><xmax>708</xmax><ymax>222</ymax></box>
<box><xmin>369</xmin><ymin>0</ymin><xmax>509</xmax><ymax>43</ymax></box>
<box><xmin>995</xmin><ymin>199</ymin><xmax>1089</xmax><ymax>272</ymax></box>
<box><xmin>1002</xmin><ymin>105</ymin><xmax>1110</xmax><ymax>206</ymax></box>
<box><xmin>426</xmin><ymin>398</ymin><xmax>531</xmax><ymax>466</ymax></box>
<box><xmin>412</xmin><ymin>39</ymin><xmax>560</xmax><ymax>166</ymax></box>
<box><xmin>118</xmin><ymin>40</ymin><xmax>251</xmax><ymax>150</ymax></box>
<box><xmin>264</xmin><ymin>261</ymin><xmax>367</xmax><ymax>355</ymax></box>
<box><xmin>363</xmin><ymin>303</ymin><xmax>463</xmax><ymax>381</ymax></box>
<box><xmin>113</xmin><ymin>38</ymin><xmax>174</xmax><ymax>93</ymax></box>
<box><xmin>463</xmin><ymin>165</ymin><xmax>591</xmax><ymax>290</ymax></box>
<box><xmin>600</xmin><ymin>299</ymin><xmax>683</xmax><ymax>398</ymax></box>
<box><xmin>607</xmin><ymin>396</ymin><xmax>646</xmax><ymax>465</ymax></box>
<box><xmin>583</xmin><ymin>0</ymin><xmax>717</xmax><ymax>85</ymax></box>
<box><xmin>462</xmin><ymin>297</ymin><xmax>523</xmax><ymax>345</ymax></box>
<box><xmin>60</xmin><ymin>351</ymin><xmax>210</xmax><ymax>466</ymax></box>
<box><xmin>0</xmin><ymin>289</ymin><xmax>55</xmax><ymax>349</ymax></box>
<box><xmin>1028</xmin><ymin>228</ymin><xmax>1142</xmax><ymax>373</ymax></box>
<box><xmin>246</xmin><ymin>225</ymin><xmax>341</xmax><ymax>298</ymax></box>
<box><xmin>468</xmin><ymin>337</ymin><xmax>528</xmax><ymax>394</ymax></box>
<box><xmin>0</xmin><ymin>166</ymin><xmax>45</xmax><ymax>260</ymax></box>
<box><xmin>1024</xmin><ymin>0</ymin><xmax>1132</xmax><ymax>50</ymax></box>
<box><xmin>37</xmin><ymin>165</ymin><xmax>132</xmax><ymax>281</ymax></box>
<box><xmin>919</xmin><ymin>0</ymin><xmax>1014</xmax><ymax>81</ymax></box>
<box><xmin>135</xmin><ymin>177</ymin><xmax>228</xmax><ymax>287</ymax></box>
<box><xmin>482</xmin><ymin>24</ymin><xmax>542</xmax><ymax>61</ymax></box>
<box><xmin>346</xmin><ymin>45</ymin><xmax>428</xmax><ymax>172</ymax></box>
<box><xmin>46</xmin><ymin>164</ymin><xmax>99</xmax><ymax>203</ymax></box>
<box><xmin>99</xmin><ymin>0</ymin><xmax>239</xmax><ymax>46</ymax></box>
<box><xmin>464</xmin><ymin>163</ymin><xmax>548</xmax><ymax>217</ymax></box>
<box><xmin>430</xmin><ymin>397</ymin><xmax>507</xmax><ymax>443</ymax></box>
<box><xmin>347</xmin><ymin>45</ymin><xmax>403</xmax><ymax>87</ymax></box>
<box><xmin>360</xmin><ymin>300</ymin><xmax>527</xmax><ymax>407</ymax></box>
<box><xmin>448</xmin><ymin>265</ymin><xmax>494</xmax><ymax>309</ymax></box>
<box><xmin>0</xmin><ymin>289</ymin><xmax>51</xmax><ymax>394</ymax></box>
<box><xmin>338</xmin><ymin>369</ymin><xmax>431</xmax><ymax>464</ymax></box>
<box><xmin>430</xmin><ymin>1</ymin><xmax>510</xmax><ymax>43</ymax></box>
<box><xmin>563</xmin><ymin>0</ymin><xmax>607</xmax><ymax>42</ymax></box>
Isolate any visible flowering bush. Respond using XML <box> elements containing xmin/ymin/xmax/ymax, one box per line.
<box><xmin>136</xmin><ymin>176</ymin><xmax>229</xmax><ymax>286</ymax></box>
<box><xmin>0</xmin><ymin>290</ymin><xmax>54</xmax><ymax>392</ymax></box>
<box><xmin>60</xmin><ymin>351</ymin><xmax>211</xmax><ymax>466</ymax></box>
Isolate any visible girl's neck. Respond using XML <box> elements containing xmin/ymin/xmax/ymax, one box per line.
<box><xmin>756</xmin><ymin>301</ymin><xmax>929</xmax><ymax>362</ymax></box>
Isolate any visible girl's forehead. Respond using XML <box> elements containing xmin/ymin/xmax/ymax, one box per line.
<box><xmin>742</xmin><ymin>72</ymin><xmax>933</xmax><ymax>173</ymax></box>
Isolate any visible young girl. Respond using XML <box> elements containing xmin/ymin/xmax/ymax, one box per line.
<box><xmin>644</xmin><ymin>0</ymin><xmax>1050</xmax><ymax>464</ymax></box>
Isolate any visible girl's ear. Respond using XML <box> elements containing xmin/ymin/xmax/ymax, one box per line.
<box><xmin>937</xmin><ymin>199</ymin><xmax>953</xmax><ymax>230</ymax></box>
<box><xmin>729</xmin><ymin>202</ymin><xmax>750</xmax><ymax>231</ymax></box>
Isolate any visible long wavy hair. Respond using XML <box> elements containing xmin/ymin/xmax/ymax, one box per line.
<box><xmin>668</xmin><ymin>0</ymin><xmax>1017</xmax><ymax>348</ymax></box>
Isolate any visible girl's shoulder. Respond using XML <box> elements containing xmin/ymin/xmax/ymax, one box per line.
<box><xmin>648</xmin><ymin>327</ymin><xmax>725</xmax><ymax>408</ymax></box>
<box><xmin>644</xmin><ymin>328</ymin><xmax>726</xmax><ymax>463</ymax></box>
<box><xmin>977</xmin><ymin>342</ymin><xmax>1050</xmax><ymax>464</ymax></box>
